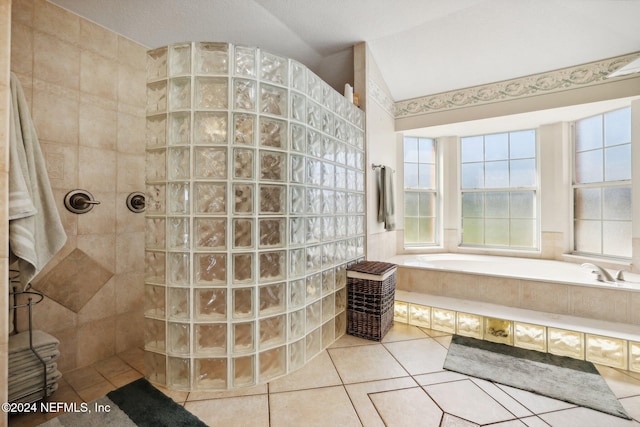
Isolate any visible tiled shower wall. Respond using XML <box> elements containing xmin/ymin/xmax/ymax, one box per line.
<box><xmin>143</xmin><ymin>42</ymin><xmax>365</xmax><ymax>389</ymax></box>
<box><xmin>9</xmin><ymin>0</ymin><xmax>147</xmax><ymax>372</ymax></box>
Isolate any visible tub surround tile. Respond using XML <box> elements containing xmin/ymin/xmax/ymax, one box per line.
<box><xmin>520</xmin><ymin>280</ymin><xmax>570</xmax><ymax>314</ymax></box>
<box><xmin>570</xmin><ymin>287</ymin><xmax>631</xmax><ymax>324</ymax></box>
<box><xmin>441</xmin><ymin>271</ymin><xmax>479</xmax><ymax>300</ymax></box>
<box><xmin>369</xmin><ymin>387</ymin><xmax>443</xmax><ymax>427</ymax></box>
<box><xmin>76</xmin><ymin>233</ymin><xmax>116</xmax><ymax>272</ymax></box>
<box><xmin>631</xmin><ymin>293</ymin><xmax>640</xmax><ymax>325</ymax></box>
<box><xmin>396</xmin><ymin>267</ymin><xmax>443</xmax><ymax>294</ymax></box>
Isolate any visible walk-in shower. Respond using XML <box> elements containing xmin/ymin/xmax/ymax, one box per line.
<box><xmin>143</xmin><ymin>42</ymin><xmax>366</xmax><ymax>390</ymax></box>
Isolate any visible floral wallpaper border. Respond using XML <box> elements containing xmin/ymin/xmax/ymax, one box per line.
<box><xmin>394</xmin><ymin>52</ymin><xmax>640</xmax><ymax>118</ymax></box>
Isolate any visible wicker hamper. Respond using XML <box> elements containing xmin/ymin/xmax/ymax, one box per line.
<box><xmin>346</xmin><ymin>261</ymin><xmax>397</xmax><ymax>341</ymax></box>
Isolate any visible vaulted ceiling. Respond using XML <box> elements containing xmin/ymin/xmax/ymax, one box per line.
<box><xmin>50</xmin><ymin>0</ymin><xmax>640</xmax><ymax>103</ymax></box>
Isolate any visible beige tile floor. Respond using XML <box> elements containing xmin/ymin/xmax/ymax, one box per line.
<box><xmin>8</xmin><ymin>324</ymin><xmax>640</xmax><ymax>427</ymax></box>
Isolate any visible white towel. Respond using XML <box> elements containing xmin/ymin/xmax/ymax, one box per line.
<box><xmin>8</xmin><ymin>72</ymin><xmax>67</xmax><ymax>290</ymax></box>
<box><xmin>9</xmin><ymin>330</ymin><xmax>60</xmax><ymax>352</ymax></box>
<box><xmin>377</xmin><ymin>166</ymin><xmax>396</xmax><ymax>231</ymax></box>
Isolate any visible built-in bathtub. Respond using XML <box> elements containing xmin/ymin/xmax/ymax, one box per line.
<box><xmin>387</xmin><ymin>253</ymin><xmax>640</xmax><ymax>372</ymax></box>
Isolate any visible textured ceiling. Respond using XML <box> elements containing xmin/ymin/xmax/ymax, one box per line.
<box><xmin>49</xmin><ymin>0</ymin><xmax>640</xmax><ymax>102</ymax></box>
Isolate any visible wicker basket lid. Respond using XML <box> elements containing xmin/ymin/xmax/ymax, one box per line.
<box><xmin>347</xmin><ymin>261</ymin><xmax>396</xmax><ymax>275</ymax></box>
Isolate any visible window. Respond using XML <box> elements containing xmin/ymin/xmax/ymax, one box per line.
<box><xmin>460</xmin><ymin>130</ymin><xmax>537</xmax><ymax>248</ymax></box>
<box><xmin>403</xmin><ymin>137</ymin><xmax>437</xmax><ymax>246</ymax></box>
<box><xmin>573</xmin><ymin>107</ymin><xmax>632</xmax><ymax>258</ymax></box>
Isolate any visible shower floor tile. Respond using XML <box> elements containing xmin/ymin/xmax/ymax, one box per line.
<box><xmin>8</xmin><ymin>324</ymin><xmax>640</xmax><ymax>427</ymax></box>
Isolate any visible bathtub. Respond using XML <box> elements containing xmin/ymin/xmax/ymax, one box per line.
<box><xmin>389</xmin><ymin>253</ymin><xmax>640</xmax><ymax>290</ymax></box>
<box><xmin>387</xmin><ymin>253</ymin><xmax>640</xmax><ymax>326</ymax></box>
<box><xmin>388</xmin><ymin>253</ymin><xmax>640</xmax><ymax>371</ymax></box>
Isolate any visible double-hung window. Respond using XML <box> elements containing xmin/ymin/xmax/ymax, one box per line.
<box><xmin>460</xmin><ymin>130</ymin><xmax>537</xmax><ymax>249</ymax></box>
<box><xmin>573</xmin><ymin>107</ymin><xmax>632</xmax><ymax>258</ymax></box>
<box><xmin>403</xmin><ymin>137</ymin><xmax>437</xmax><ymax>246</ymax></box>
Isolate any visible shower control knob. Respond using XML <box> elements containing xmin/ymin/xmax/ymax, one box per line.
<box><xmin>126</xmin><ymin>192</ymin><xmax>146</xmax><ymax>213</ymax></box>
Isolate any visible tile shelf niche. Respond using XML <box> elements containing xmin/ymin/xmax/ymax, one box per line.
<box><xmin>144</xmin><ymin>42</ymin><xmax>366</xmax><ymax>390</ymax></box>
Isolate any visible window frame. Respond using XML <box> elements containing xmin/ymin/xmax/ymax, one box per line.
<box><xmin>402</xmin><ymin>136</ymin><xmax>439</xmax><ymax>248</ymax></box>
<box><xmin>458</xmin><ymin>129</ymin><xmax>540</xmax><ymax>250</ymax></box>
<box><xmin>570</xmin><ymin>106</ymin><xmax>632</xmax><ymax>260</ymax></box>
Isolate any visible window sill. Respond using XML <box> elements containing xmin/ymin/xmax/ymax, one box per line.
<box><xmin>561</xmin><ymin>253</ymin><xmax>632</xmax><ymax>270</ymax></box>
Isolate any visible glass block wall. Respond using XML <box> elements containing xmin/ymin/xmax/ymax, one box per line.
<box><xmin>143</xmin><ymin>42</ymin><xmax>366</xmax><ymax>390</ymax></box>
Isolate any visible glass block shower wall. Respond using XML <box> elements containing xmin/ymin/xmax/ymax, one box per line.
<box><xmin>143</xmin><ymin>42</ymin><xmax>365</xmax><ymax>390</ymax></box>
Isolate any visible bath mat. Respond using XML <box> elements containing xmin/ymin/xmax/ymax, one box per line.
<box><xmin>443</xmin><ymin>335</ymin><xmax>630</xmax><ymax>420</ymax></box>
<box><xmin>39</xmin><ymin>378</ymin><xmax>207</xmax><ymax>426</ymax></box>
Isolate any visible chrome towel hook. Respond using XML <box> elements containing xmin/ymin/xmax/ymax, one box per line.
<box><xmin>64</xmin><ymin>190</ymin><xmax>100</xmax><ymax>214</ymax></box>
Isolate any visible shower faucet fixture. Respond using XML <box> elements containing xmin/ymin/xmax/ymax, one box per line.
<box><xmin>64</xmin><ymin>190</ymin><xmax>100</xmax><ymax>214</ymax></box>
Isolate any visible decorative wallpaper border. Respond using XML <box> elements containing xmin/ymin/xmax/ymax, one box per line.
<box><xmin>368</xmin><ymin>77</ymin><xmax>395</xmax><ymax>117</ymax></box>
<box><xmin>394</xmin><ymin>52</ymin><xmax>640</xmax><ymax>118</ymax></box>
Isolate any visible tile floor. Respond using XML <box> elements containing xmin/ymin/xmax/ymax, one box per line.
<box><xmin>8</xmin><ymin>324</ymin><xmax>640</xmax><ymax>427</ymax></box>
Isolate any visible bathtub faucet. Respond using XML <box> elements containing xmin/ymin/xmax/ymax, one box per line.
<box><xmin>581</xmin><ymin>263</ymin><xmax>616</xmax><ymax>283</ymax></box>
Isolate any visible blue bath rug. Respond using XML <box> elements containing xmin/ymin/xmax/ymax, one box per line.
<box><xmin>443</xmin><ymin>335</ymin><xmax>631</xmax><ymax>420</ymax></box>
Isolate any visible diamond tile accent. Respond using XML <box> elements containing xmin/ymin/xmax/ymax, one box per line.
<box><xmin>34</xmin><ymin>248</ymin><xmax>113</xmax><ymax>313</ymax></box>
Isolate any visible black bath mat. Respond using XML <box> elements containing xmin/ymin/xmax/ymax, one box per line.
<box><xmin>443</xmin><ymin>335</ymin><xmax>630</xmax><ymax>419</ymax></box>
<box><xmin>39</xmin><ymin>378</ymin><xmax>207</xmax><ymax>426</ymax></box>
